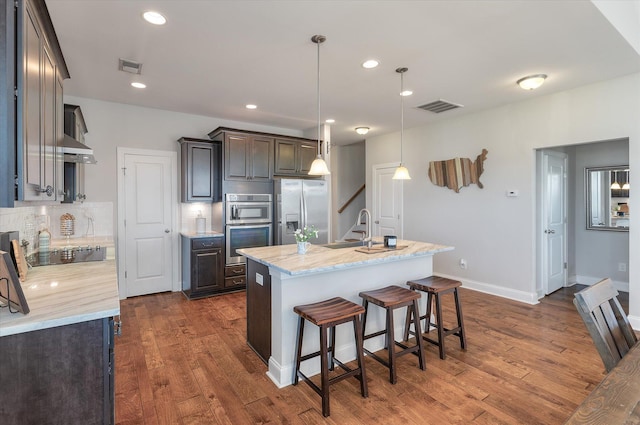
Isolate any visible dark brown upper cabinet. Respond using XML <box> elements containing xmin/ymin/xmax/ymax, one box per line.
<box><xmin>209</xmin><ymin>128</ymin><xmax>274</xmax><ymax>182</ymax></box>
<box><xmin>274</xmin><ymin>138</ymin><xmax>317</xmax><ymax>176</ymax></box>
<box><xmin>178</xmin><ymin>137</ymin><xmax>221</xmax><ymax>202</ymax></box>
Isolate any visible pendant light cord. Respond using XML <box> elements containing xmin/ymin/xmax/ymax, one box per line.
<box><xmin>400</xmin><ymin>71</ymin><xmax>404</xmax><ymax>165</ymax></box>
<box><xmin>317</xmin><ymin>37</ymin><xmax>321</xmax><ymax>156</ymax></box>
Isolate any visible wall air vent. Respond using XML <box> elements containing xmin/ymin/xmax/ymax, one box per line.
<box><xmin>417</xmin><ymin>99</ymin><xmax>463</xmax><ymax>113</ymax></box>
<box><xmin>118</xmin><ymin>58</ymin><xmax>143</xmax><ymax>74</ymax></box>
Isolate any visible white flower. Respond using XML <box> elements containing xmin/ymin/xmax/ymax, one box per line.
<box><xmin>294</xmin><ymin>225</ymin><xmax>318</xmax><ymax>243</ymax></box>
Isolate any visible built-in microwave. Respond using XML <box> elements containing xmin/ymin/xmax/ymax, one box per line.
<box><xmin>225</xmin><ymin>194</ymin><xmax>272</xmax><ymax>224</ymax></box>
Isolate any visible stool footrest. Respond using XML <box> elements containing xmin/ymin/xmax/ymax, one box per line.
<box><xmin>362</xmin><ymin>329</ymin><xmax>387</xmax><ymax>341</ymax></box>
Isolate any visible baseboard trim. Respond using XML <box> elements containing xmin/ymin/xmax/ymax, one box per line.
<box><xmin>436</xmin><ymin>273</ymin><xmax>540</xmax><ymax>305</ymax></box>
<box><xmin>574</xmin><ymin>275</ymin><xmax>629</xmax><ymax>292</ymax></box>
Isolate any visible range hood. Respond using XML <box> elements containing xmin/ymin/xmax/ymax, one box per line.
<box><xmin>61</xmin><ymin>134</ymin><xmax>97</xmax><ymax>164</ymax></box>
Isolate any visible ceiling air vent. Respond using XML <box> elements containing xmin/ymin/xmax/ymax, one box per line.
<box><xmin>417</xmin><ymin>99</ymin><xmax>463</xmax><ymax>113</ymax></box>
<box><xmin>118</xmin><ymin>58</ymin><xmax>143</xmax><ymax>74</ymax></box>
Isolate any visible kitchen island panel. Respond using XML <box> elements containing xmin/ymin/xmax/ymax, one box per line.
<box><xmin>266</xmin><ymin>255</ymin><xmax>433</xmax><ymax>387</ymax></box>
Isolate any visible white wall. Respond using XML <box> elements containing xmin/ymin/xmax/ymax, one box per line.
<box><xmin>365</xmin><ymin>73</ymin><xmax>640</xmax><ymax>313</ymax></box>
<box><xmin>573</xmin><ymin>139</ymin><xmax>629</xmax><ymax>287</ymax></box>
<box><xmin>332</xmin><ymin>141</ymin><xmax>365</xmax><ymax>240</ymax></box>
<box><xmin>65</xmin><ymin>95</ymin><xmax>304</xmax><ymax>206</ymax></box>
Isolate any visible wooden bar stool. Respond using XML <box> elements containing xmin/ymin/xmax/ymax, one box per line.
<box><xmin>405</xmin><ymin>276</ymin><xmax>467</xmax><ymax>360</ymax></box>
<box><xmin>359</xmin><ymin>285</ymin><xmax>425</xmax><ymax>384</ymax></box>
<box><xmin>293</xmin><ymin>297</ymin><xmax>368</xmax><ymax>417</ymax></box>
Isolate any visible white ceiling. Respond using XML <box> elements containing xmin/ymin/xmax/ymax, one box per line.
<box><xmin>45</xmin><ymin>0</ymin><xmax>640</xmax><ymax>145</ymax></box>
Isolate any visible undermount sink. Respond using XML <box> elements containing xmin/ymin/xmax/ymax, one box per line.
<box><xmin>322</xmin><ymin>240</ymin><xmax>382</xmax><ymax>249</ymax></box>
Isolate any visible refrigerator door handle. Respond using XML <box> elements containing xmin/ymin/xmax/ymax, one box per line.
<box><xmin>300</xmin><ymin>195</ymin><xmax>305</xmax><ymax>229</ymax></box>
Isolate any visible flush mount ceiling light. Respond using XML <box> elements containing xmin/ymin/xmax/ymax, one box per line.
<box><xmin>325</xmin><ymin>118</ymin><xmax>335</xmax><ymax>123</ymax></box>
<box><xmin>245</xmin><ymin>104</ymin><xmax>257</xmax><ymax>109</ymax></box>
<box><xmin>143</xmin><ymin>11</ymin><xmax>166</xmax><ymax>25</ymax></box>
<box><xmin>517</xmin><ymin>74</ymin><xmax>547</xmax><ymax>90</ymax></box>
<box><xmin>392</xmin><ymin>67</ymin><xmax>411</xmax><ymax>180</ymax></box>
<box><xmin>400</xmin><ymin>90</ymin><xmax>413</xmax><ymax>97</ymax></box>
<box><xmin>362</xmin><ymin>59</ymin><xmax>379</xmax><ymax>69</ymax></box>
<box><xmin>131</xmin><ymin>82</ymin><xmax>146</xmax><ymax>89</ymax></box>
<box><xmin>355</xmin><ymin>127</ymin><xmax>369</xmax><ymax>135</ymax></box>
<box><xmin>308</xmin><ymin>35</ymin><xmax>330</xmax><ymax>176</ymax></box>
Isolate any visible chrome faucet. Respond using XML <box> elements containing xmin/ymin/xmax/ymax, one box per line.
<box><xmin>355</xmin><ymin>208</ymin><xmax>373</xmax><ymax>248</ymax></box>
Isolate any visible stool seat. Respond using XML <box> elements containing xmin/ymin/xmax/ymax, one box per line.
<box><xmin>408</xmin><ymin>276</ymin><xmax>462</xmax><ymax>293</ymax></box>
<box><xmin>405</xmin><ymin>276</ymin><xmax>467</xmax><ymax>360</ymax></box>
<box><xmin>359</xmin><ymin>285</ymin><xmax>425</xmax><ymax>384</ymax></box>
<box><xmin>294</xmin><ymin>297</ymin><xmax>365</xmax><ymax>326</ymax></box>
<box><xmin>293</xmin><ymin>297</ymin><xmax>368</xmax><ymax>417</ymax></box>
<box><xmin>359</xmin><ymin>285</ymin><xmax>421</xmax><ymax>307</ymax></box>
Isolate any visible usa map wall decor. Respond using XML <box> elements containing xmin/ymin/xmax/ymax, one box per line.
<box><xmin>428</xmin><ymin>149</ymin><xmax>488</xmax><ymax>193</ymax></box>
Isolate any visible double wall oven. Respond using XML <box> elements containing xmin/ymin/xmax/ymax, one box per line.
<box><xmin>225</xmin><ymin>194</ymin><xmax>272</xmax><ymax>264</ymax></box>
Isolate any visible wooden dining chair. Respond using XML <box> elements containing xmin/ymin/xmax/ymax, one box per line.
<box><xmin>574</xmin><ymin>278</ymin><xmax>638</xmax><ymax>372</ymax></box>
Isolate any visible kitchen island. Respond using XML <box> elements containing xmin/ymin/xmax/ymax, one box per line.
<box><xmin>238</xmin><ymin>239</ymin><xmax>453</xmax><ymax>388</ymax></box>
<box><xmin>0</xmin><ymin>260</ymin><xmax>119</xmax><ymax>424</ymax></box>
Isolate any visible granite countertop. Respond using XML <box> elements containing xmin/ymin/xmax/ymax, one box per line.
<box><xmin>0</xmin><ymin>260</ymin><xmax>119</xmax><ymax>337</ymax></box>
<box><xmin>238</xmin><ymin>238</ymin><xmax>453</xmax><ymax>277</ymax></box>
<box><xmin>181</xmin><ymin>231</ymin><xmax>224</xmax><ymax>239</ymax></box>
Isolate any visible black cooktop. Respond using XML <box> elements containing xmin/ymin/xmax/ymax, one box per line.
<box><xmin>27</xmin><ymin>245</ymin><xmax>107</xmax><ymax>266</ymax></box>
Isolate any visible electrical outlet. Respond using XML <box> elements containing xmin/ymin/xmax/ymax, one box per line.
<box><xmin>459</xmin><ymin>258</ymin><xmax>467</xmax><ymax>269</ymax></box>
<box><xmin>618</xmin><ymin>263</ymin><xmax>627</xmax><ymax>272</ymax></box>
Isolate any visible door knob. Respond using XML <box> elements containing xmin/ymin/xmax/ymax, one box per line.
<box><xmin>164</xmin><ymin>229</ymin><xmax>170</xmax><ymax>233</ymax></box>
<box><xmin>374</xmin><ymin>220</ymin><xmax>380</xmax><ymax>224</ymax></box>
<box><xmin>544</xmin><ymin>229</ymin><xmax>555</xmax><ymax>234</ymax></box>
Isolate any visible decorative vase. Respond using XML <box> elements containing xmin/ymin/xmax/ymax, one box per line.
<box><xmin>297</xmin><ymin>241</ymin><xmax>309</xmax><ymax>254</ymax></box>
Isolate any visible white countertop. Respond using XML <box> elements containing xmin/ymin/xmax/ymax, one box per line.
<box><xmin>0</xmin><ymin>260</ymin><xmax>120</xmax><ymax>337</ymax></box>
<box><xmin>181</xmin><ymin>231</ymin><xmax>224</xmax><ymax>239</ymax></box>
<box><xmin>238</xmin><ymin>238</ymin><xmax>453</xmax><ymax>276</ymax></box>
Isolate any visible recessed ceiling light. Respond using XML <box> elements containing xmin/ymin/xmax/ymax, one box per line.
<box><xmin>246</xmin><ymin>104</ymin><xmax>257</xmax><ymax>109</ymax></box>
<box><xmin>143</xmin><ymin>11</ymin><xmax>166</xmax><ymax>25</ymax></box>
<box><xmin>131</xmin><ymin>82</ymin><xmax>146</xmax><ymax>89</ymax></box>
<box><xmin>325</xmin><ymin>119</ymin><xmax>335</xmax><ymax>123</ymax></box>
<box><xmin>517</xmin><ymin>74</ymin><xmax>547</xmax><ymax>90</ymax></box>
<box><xmin>400</xmin><ymin>90</ymin><xmax>413</xmax><ymax>97</ymax></box>
<box><xmin>362</xmin><ymin>59</ymin><xmax>379</xmax><ymax>69</ymax></box>
<box><xmin>355</xmin><ymin>127</ymin><xmax>370</xmax><ymax>135</ymax></box>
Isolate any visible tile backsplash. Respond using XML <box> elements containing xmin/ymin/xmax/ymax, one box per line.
<box><xmin>0</xmin><ymin>202</ymin><xmax>113</xmax><ymax>255</ymax></box>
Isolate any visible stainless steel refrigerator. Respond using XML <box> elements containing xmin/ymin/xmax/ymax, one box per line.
<box><xmin>274</xmin><ymin>178</ymin><xmax>328</xmax><ymax>245</ymax></box>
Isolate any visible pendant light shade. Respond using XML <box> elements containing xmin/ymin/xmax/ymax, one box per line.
<box><xmin>611</xmin><ymin>170</ymin><xmax>621</xmax><ymax>190</ymax></box>
<box><xmin>392</xmin><ymin>67</ymin><xmax>411</xmax><ymax>180</ymax></box>
<box><xmin>308</xmin><ymin>35</ymin><xmax>330</xmax><ymax>176</ymax></box>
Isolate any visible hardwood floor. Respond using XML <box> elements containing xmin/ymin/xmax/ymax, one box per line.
<box><xmin>115</xmin><ymin>285</ymin><xmax>625</xmax><ymax>425</ymax></box>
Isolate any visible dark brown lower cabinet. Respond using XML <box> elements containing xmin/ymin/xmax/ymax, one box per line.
<box><xmin>182</xmin><ymin>235</ymin><xmax>226</xmax><ymax>299</ymax></box>
<box><xmin>246</xmin><ymin>258</ymin><xmax>271</xmax><ymax>363</ymax></box>
<box><xmin>0</xmin><ymin>317</ymin><xmax>115</xmax><ymax>424</ymax></box>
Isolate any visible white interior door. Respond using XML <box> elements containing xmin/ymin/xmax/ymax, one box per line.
<box><xmin>121</xmin><ymin>152</ymin><xmax>174</xmax><ymax>297</ymax></box>
<box><xmin>542</xmin><ymin>151</ymin><xmax>567</xmax><ymax>294</ymax></box>
<box><xmin>372</xmin><ymin>163</ymin><xmax>403</xmax><ymax>237</ymax></box>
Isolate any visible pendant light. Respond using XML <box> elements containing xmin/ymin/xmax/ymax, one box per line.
<box><xmin>392</xmin><ymin>67</ymin><xmax>411</xmax><ymax>180</ymax></box>
<box><xmin>308</xmin><ymin>35</ymin><xmax>330</xmax><ymax>176</ymax></box>
<box><xmin>611</xmin><ymin>170</ymin><xmax>621</xmax><ymax>190</ymax></box>
<box><xmin>622</xmin><ymin>170</ymin><xmax>630</xmax><ymax>190</ymax></box>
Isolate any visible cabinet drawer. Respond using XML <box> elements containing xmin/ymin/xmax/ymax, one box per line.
<box><xmin>192</xmin><ymin>238</ymin><xmax>222</xmax><ymax>250</ymax></box>
<box><xmin>225</xmin><ymin>275</ymin><xmax>246</xmax><ymax>288</ymax></box>
<box><xmin>225</xmin><ymin>264</ymin><xmax>246</xmax><ymax>277</ymax></box>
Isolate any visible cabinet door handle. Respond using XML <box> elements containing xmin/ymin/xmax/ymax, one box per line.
<box><xmin>233</xmin><ymin>279</ymin><xmax>243</xmax><ymax>285</ymax></box>
<box><xmin>232</xmin><ymin>268</ymin><xmax>243</xmax><ymax>274</ymax></box>
<box><xmin>40</xmin><ymin>185</ymin><xmax>54</xmax><ymax>197</ymax></box>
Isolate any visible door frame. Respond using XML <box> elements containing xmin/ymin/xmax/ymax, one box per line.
<box><xmin>536</xmin><ymin>149</ymin><xmax>568</xmax><ymax>298</ymax></box>
<box><xmin>116</xmin><ymin>147</ymin><xmax>179</xmax><ymax>299</ymax></box>
<box><xmin>372</xmin><ymin>162</ymin><xmax>403</xmax><ymax>238</ymax></box>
